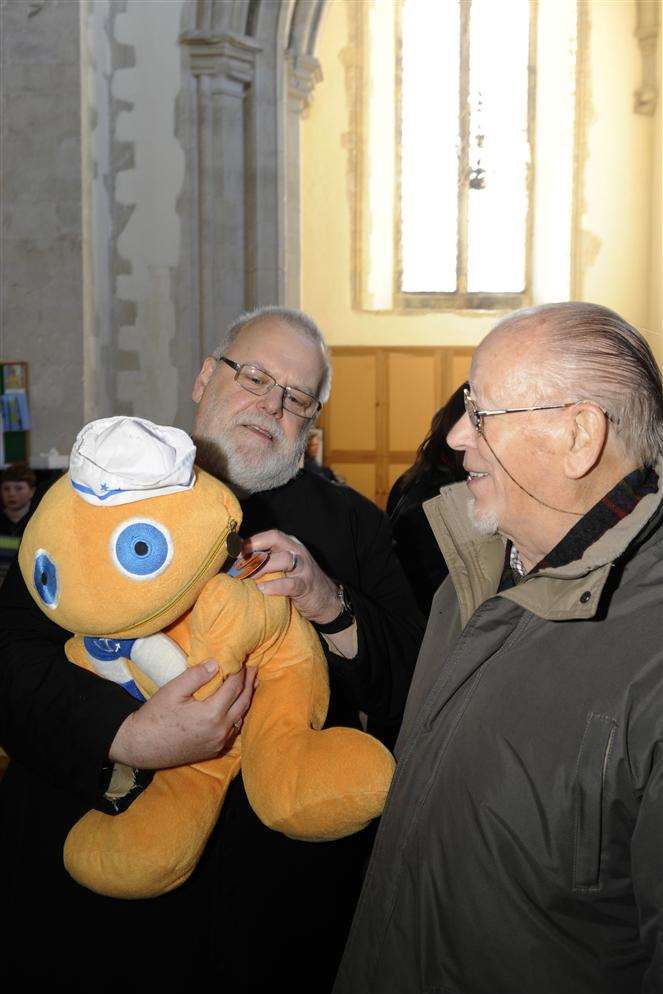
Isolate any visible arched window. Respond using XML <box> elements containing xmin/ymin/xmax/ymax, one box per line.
<box><xmin>358</xmin><ymin>0</ymin><xmax>580</xmax><ymax>312</ymax></box>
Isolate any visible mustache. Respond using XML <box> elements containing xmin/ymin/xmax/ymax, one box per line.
<box><xmin>231</xmin><ymin>412</ymin><xmax>286</xmax><ymax>444</ymax></box>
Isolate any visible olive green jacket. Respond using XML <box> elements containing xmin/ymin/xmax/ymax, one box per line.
<box><xmin>335</xmin><ymin>460</ymin><xmax>663</xmax><ymax>994</ymax></box>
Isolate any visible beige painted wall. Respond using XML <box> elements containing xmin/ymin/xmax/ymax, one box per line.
<box><xmin>648</xmin><ymin>1</ymin><xmax>663</xmax><ymax>363</ymax></box>
<box><xmin>302</xmin><ymin>0</ymin><xmax>661</xmax><ymax>354</ymax></box>
<box><xmin>302</xmin><ymin>0</ymin><xmax>495</xmax><ymax>348</ymax></box>
<box><xmin>576</xmin><ymin>0</ymin><xmax>659</xmax><ymax>359</ymax></box>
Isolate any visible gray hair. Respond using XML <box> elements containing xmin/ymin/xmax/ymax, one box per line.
<box><xmin>492</xmin><ymin>302</ymin><xmax>663</xmax><ymax>466</ymax></box>
<box><xmin>212</xmin><ymin>306</ymin><xmax>332</xmax><ymax>404</ymax></box>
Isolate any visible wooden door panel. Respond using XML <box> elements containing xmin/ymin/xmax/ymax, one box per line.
<box><xmin>387</xmin><ymin>352</ymin><xmax>437</xmax><ymax>453</ymax></box>
<box><xmin>327</xmin><ymin>353</ymin><xmax>377</xmax><ymax>451</ymax></box>
<box><xmin>450</xmin><ymin>352</ymin><xmax>473</xmax><ymax>391</ymax></box>
<box><xmin>332</xmin><ymin>462</ymin><xmax>376</xmax><ymax>501</ymax></box>
<box><xmin>321</xmin><ymin>347</ymin><xmax>474</xmax><ymax>508</ymax></box>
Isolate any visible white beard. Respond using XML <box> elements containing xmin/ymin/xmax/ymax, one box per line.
<box><xmin>467</xmin><ymin>495</ymin><xmax>499</xmax><ymax>536</ymax></box>
<box><xmin>193</xmin><ymin>412</ymin><xmax>308</xmax><ymax>498</ymax></box>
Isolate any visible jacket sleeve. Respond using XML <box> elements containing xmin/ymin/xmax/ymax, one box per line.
<box><xmin>325</xmin><ymin>494</ymin><xmax>425</xmax><ymax>741</ymax></box>
<box><xmin>631</xmin><ymin>744</ymin><xmax>663</xmax><ymax>993</ymax></box>
<box><xmin>0</xmin><ymin>559</ymin><xmax>139</xmax><ymax>804</ymax></box>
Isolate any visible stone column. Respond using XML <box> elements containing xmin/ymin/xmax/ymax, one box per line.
<box><xmin>180</xmin><ymin>4</ymin><xmax>324</xmax><ymax>356</ymax></box>
<box><xmin>284</xmin><ymin>51</ymin><xmax>322</xmax><ymax>307</ymax></box>
<box><xmin>634</xmin><ymin>0</ymin><xmax>659</xmax><ymax>116</ymax></box>
<box><xmin>180</xmin><ymin>30</ymin><xmax>261</xmax><ymax>357</ymax></box>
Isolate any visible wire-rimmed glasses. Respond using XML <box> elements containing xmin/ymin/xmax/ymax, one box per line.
<box><xmin>463</xmin><ymin>388</ymin><xmax>582</xmax><ymax>434</ymax></box>
<box><xmin>218</xmin><ymin>356</ymin><xmax>322</xmax><ymax>420</ymax></box>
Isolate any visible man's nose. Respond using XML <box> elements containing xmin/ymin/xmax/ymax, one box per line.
<box><xmin>446</xmin><ymin>412</ymin><xmax>474</xmax><ymax>451</ymax></box>
<box><xmin>257</xmin><ymin>384</ymin><xmax>286</xmax><ymax>418</ymax></box>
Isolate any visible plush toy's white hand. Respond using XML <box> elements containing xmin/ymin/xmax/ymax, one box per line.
<box><xmin>131</xmin><ymin>633</ymin><xmax>188</xmax><ymax>687</ymax></box>
<box><xmin>108</xmin><ymin>661</ymin><xmax>257</xmax><ymax>768</ymax></box>
<box><xmin>84</xmin><ymin>633</ymin><xmax>187</xmax><ymax>702</ymax></box>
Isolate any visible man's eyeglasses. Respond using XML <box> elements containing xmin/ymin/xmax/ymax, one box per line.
<box><xmin>218</xmin><ymin>356</ymin><xmax>322</xmax><ymax>420</ymax></box>
<box><xmin>463</xmin><ymin>388</ymin><xmax>583</xmax><ymax>434</ymax></box>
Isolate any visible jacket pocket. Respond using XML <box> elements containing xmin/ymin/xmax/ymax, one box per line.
<box><xmin>572</xmin><ymin>712</ymin><xmax>617</xmax><ymax>891</ymax></box>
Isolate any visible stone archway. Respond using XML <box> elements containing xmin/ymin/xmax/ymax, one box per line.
<box><xmin>179</xmin><ymin>0</ymin><xmax>328</xmax><ymax>359</ymax></box>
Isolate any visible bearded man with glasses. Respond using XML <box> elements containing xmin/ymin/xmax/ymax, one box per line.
<box><xmin>0</xmin><ymin>307</ymin><xmax>422</xmax><ymax>994</ymax></box>
<box><xmin>335</xmin><ymin>302</ymin><xmax>663</xmax><ymax>994</ymax></box>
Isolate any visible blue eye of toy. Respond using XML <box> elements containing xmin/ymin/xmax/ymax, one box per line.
<box><xmin>111</xmin><ymin>519</ymin><xmax>173</xmax><ymax>580</ymax></box>
<box><xmin>34</xmin><ymin>550</ymin><xmax>59</xmax><ymax>608</ymax></box>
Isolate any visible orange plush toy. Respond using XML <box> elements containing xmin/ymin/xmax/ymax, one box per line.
<box><xmin>19</xmin><ymin>417</ymin><xmax>394</xmax><ymax>899</ymax></box>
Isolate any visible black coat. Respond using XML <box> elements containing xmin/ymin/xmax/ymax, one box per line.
<box><xmin>0</xmin><ymin>471</ymin><xmax>423</xmax><ymax>993</ymax></box>
<box><xmin>386</xmin><ymin>467</ymin><xmax>459</xmax><ymax>615</ymax></box>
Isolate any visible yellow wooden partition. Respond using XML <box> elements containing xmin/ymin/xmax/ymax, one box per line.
<box><xmin>318</xmin><ymin>347</ymin><xmax>473</xmax><ymax>507</ymax></box>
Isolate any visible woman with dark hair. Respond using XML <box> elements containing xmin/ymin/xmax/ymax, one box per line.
<box><xmin>386</xmin><ymin>382</ymin><xmax>467</xmax><ymax>615</ymax></box>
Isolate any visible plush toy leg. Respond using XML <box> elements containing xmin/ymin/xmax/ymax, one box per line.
<box><xmin>186</xmin><ymin>574</ymin><xmax>396</xmax><ymax>841</ymax></box>
<box><xmin>64</xmin><ymin>756</ymin><xmax>240</xmax><ymax>899</ymax></box>
<box><xmin>240</xmin><ymin>610</ymin><xmax>396</xmax><ymax>840</ymax></box>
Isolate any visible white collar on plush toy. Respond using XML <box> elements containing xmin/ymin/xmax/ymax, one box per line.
<box><xmin>69</xmin><ymin>416</ymin><xmax>196</xmax><ymax>507</ymax></box>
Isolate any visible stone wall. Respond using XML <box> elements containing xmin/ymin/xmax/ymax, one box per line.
<box><xmin>1</xmin><ymin>0</ymin><xmax>329</xmax><ymax>457</ymax></box>
<box><xmin>80</xmin><ymin>0</ymin><xmax>324</xmax><ymax>432</ymax></box>
<box><xmin>1</xmin><ymin>0</ymin><xmax>84</xmax><ymax>458</ymax></box>
<box><xmin>81</xmin><ymin>0</ymin><xmax>187</xmax><ymax>427</ymax></box>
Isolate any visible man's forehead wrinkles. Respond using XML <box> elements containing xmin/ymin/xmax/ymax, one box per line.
<box><xmin>473</xmin><ymin>351</ymin><xmax>540</xmax><ymax>409</ymax></box>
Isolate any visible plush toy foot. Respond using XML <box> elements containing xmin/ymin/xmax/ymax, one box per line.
<box><xmin>64</xmin><ymin>758</ymin><xmax>239</xmax><ymax>899</ymax></box>
<box><xmin>243</xmin><ymin>719</ymin><xmax>395</xmax><ymax>839</ymax></box>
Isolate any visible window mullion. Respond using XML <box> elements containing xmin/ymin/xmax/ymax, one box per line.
<box><xmin>456</xmin><ymin>0</ymin><xmax>471</xmax><ymax>295</ymax></box>
<box><xmin>395</xmin><ymin>0</ymin><xmax>404</xmax><ymax>305</ymax></box>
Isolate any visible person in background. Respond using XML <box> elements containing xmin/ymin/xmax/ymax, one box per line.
<box><xmin>0</xmin><ymin>464</ymin><xmax>37</xmax><ymax>533</ymax></box>
<box><xmin>0</xmin><ymin>465</ymin><xmax>37</xmax><ymax>773</ymax></box>
<box><xmin>0</xmin><ymin>465</ymin><xmax>37</xmax><ymax>586</ymax></box>
<box><xmin>303</xmin><ymin>428</ymin><xmax>339</xmax><ymax>483</ymax></box>
<box><xmin>386</xmin><ymin>384</ymin><xmax>467</xmax><ymax>614</ymax></box>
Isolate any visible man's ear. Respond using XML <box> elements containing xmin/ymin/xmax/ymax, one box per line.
<box><xmin>192</xmin><ymin>357</ymin><xmax>217</xmax><ymax>403</ymax></box>
<box><xmin>564</xmin><ymin>404</ymin><xmax>608</xmax><ymax>479</ymax></box>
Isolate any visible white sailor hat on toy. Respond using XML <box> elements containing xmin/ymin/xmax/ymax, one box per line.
<box><xmin>69</xmin><ymin>416</ymin><xmax>196</xmax><ymax>507</ymax></box>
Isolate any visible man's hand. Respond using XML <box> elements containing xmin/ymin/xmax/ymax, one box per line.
<box><xmin>239</xmin><ymin>530</ymin><xmax>341</xmax><ymax>624</ymax></box>
<box><xmin>108</xmin><ymin>662</ymin><xmax>257</xmax><ymax>769</ymax></box>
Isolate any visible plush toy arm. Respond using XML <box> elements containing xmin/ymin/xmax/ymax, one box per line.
<box><xmin>189</xmin><ymin>574</ymin><xmax>395</xmax><ymax>841</ymax></box>
<box><xmin>239</xmin><ymin>602</ymin><xmax>396</xmax><ymax>840</ymax></box>
<box><xmin>63</xmin><ymin>633</ymin><xmax>241</xmax><ymax>899</ymax></box>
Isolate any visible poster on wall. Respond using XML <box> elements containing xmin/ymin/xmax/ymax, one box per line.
<box><xmin>0</xmin><ymin>392</ymin><xmax>31</xmax><ymax>431</ymax></box>
<box><xmin>2</xmin><ymin>364</ymin><xmax>26</xmax><ymax>392</ymax></box>
<box><xmin>1</xmin><ymin>361</ymin><xmax>30</xmax><ymax>465</ymax></box>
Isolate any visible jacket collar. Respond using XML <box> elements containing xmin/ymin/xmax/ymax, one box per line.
<box><xmin>424</xmin><ymin>455</ymin><xmax>663</xmax><ymax>626</ymax></box>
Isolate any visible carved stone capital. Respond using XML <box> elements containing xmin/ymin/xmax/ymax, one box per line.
<box><xmin>634</xmin><ymin>0</ymin><xmax>659</xmax><ymax>115</ymax></box>
<box><xmin>180</xmin><ymin>29</ymin><xmax>262</xmax><ymax>88</ymax></box>
<box><xmin>286</xmin><ymin>50</ymin><xmax>323</xmax><ymax>114</ymax></box>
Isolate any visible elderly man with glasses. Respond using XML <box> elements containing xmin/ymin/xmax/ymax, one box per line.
<box><xmin>0</xmin><ymin>307</ymin><xmax>422</xmax><ymax>994</ymax></box>
<box><xmin>335</xmin><ymin>302</ymin><xmax>663</xmax><ymax>994</ymax></box>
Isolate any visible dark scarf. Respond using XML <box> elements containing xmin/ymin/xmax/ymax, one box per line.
<box><xmin>501</xmin><ymin>466</ymin><xmax>659</xmax><ymax>588</ymax></box>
